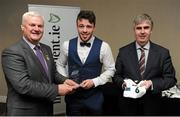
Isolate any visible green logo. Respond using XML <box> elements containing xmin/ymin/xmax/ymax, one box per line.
<box><xmin>48</xmin><ymin>13</ymin><xmax>61</xmax><ymax>23</ymax></box>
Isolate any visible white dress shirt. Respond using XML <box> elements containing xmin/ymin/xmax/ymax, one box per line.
<box><xmin>56</xmin><ymin>36</ymin><xmax>115</xmax><ymax>87</ymax></box>
<box><xmin>136</xmin><ymin>41</ymin><xmax>150</xmax><ymax>67</ymax></box>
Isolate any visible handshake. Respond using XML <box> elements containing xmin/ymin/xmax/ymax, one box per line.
<box><xmin>123</xmin><ymin>79</ymin><xmax>147</xmax><ymax>99</ymax></box>
<box><xmin>58</xmin><ymin>79</ymin><xmax>94</xmax><ymax>96</ymax></box>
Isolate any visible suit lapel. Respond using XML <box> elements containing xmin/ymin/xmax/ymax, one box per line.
<box><xmin>129</xmin><ymin>42</ymin><xmax>142</xmax><ymax>79</ymax></box>
<box><xmin>143</xmin><ymin>42</ymin><xmax>157</xmax><ymax>78</ymax></box>
<box><xmin>20</xmin><ymin>39</ymin><xmax>50</xmax><ymax>82</ymax></box>
<box><xmin>40</xmin><ymin>44</ymin><xmax>52</xmax><ymax>82</ymax></box>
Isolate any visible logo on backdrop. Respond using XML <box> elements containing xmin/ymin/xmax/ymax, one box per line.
<box><xmin>48</xmin><ymin>13</ymin><xmax>61</xmax><ymax>61</ymax></box>
<box><xmin>48</xmin><ymin>13</ymin><xmax>61</xmax><ymax>23</ymax></box>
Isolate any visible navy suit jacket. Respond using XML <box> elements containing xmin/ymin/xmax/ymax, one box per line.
<box><xmin>1</xmin><ymin>39</ymin><xmax>66</xmax><ymax>116</ymax></box>
<box><xmin>113</xmin><ymin>41</ymin><xmax>176</xmax><ymax>94</ymax></box>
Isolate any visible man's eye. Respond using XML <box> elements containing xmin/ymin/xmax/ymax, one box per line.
<box><xmin>29</xmin><ymin>24</ymin><xmax>35</xmax><ymax>27</ymax></box>
<box><xmin>136</xmin><ymin>27</ymin><xmax>142</xmax><ymax>30</ymax></box>
<box><xmin>86</xmin><ymin>25</ymin><xmax>93</xmax><ymax>28</ymax></box>
<box><xmin>38</xmin><ymin>25</ymin><xmax>43</xmax><ymax>28</ymax></box>
<box><xmin>78</xmin><ymin>25</ymin><xmax>84</xmax><ymax>28</ymax></box>
<box><xmin>144</xmin><ymin>26</ymin><xmax>150</xmax><ymax>29</ymax></box>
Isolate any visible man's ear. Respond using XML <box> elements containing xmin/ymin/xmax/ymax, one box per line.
<box><xmin>21</xmin><ymin>25</ymin><xmax>24</xmax><ymax>30</ymax></box>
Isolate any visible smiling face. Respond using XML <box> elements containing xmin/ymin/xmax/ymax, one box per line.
<box><xmin>133</xmin><ymin>14</ymin><xmax>153</xmax><ymax>47</ymax></box>
<box><xmin>134</xmin><ymin>21</ymin><xmax>152</xmax><ymax>47</ymax></box>
<box><xmin>21</xmin><ymin>14</ymin><xmax>44</xmax><ymax>45</ymax></box>
<box><xmin>77</xmin><ymin>18</ymin><xmax>95</xmax><ymax>42</ymax></box>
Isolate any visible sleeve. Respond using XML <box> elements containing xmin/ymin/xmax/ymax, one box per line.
<box><xmin>56</xmin><ymin>41</ymin><xmax>69</xmax><ymax>77</ymax></box>
<box><xmin>1</xmin><ymin>48</ymin><xmax>58</xmax><ymax>101</ymax></box>
<box><xmin>92</xmin><ymin>42</ymin><xmax>116</xmax><ymax>87</ymax></box>
<box><xmin>112</xmin><ymin>48</ymin><xmax>125</xmax><ymax>88</ymax></box>
<box><xmin>151</xmin><ymin>49</ymin><xmax>177</xmax><ymax>93</ymax></box>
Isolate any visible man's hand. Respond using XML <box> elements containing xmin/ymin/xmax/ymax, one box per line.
<box><xmin>64</xmin><ymin>79</ymin><xmax>80</xmax><ymax>88</ymax></box>
<box><xmin>80</xmin><ymin>79</ymin><xmax>94</xmax><ymax>89</ymax></box>
<box><xmin>122</xmin><ymin>79</ymin><xmax>137</xmax><ymax>89</ymax></box>
<box><xmin>58</xmin><ymin>84</ymin><xmax>76</xmax><ymax>96</ymax></box>
<box><xmin>138</xmin><ymin>80</ymin><xmax>152</xmax><ymax>90</ymax></box>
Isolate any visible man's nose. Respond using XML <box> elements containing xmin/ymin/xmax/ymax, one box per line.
<box><xmin>141</xmin><ymin>28</ymin><xmax>145</xmax><ymax>33</ymax></box>
<box><xmin>82</xmin><ymin>27</ymin><xmax>88</xmax><ymax>32</ymax></box>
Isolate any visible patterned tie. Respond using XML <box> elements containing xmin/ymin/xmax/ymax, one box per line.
<box><xmin>34</xmin><ymin>45</ymin><xmax>49</xmax><ymax>75</ymax></box>
<box><xmin>139</xmin><ymin>48</ymin><xmax>145</xmax><ymax>78</ymax></box>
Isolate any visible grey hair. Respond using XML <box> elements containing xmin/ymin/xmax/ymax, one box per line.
<box><xmin>133</xmin><ymin>13</ymin><xmax>153</xmax><ymax>29</ymax></box>
<box><xmin>21</xmin><ymin>11</ymin><xmax>44</xmax><ymax>25</ymax></box>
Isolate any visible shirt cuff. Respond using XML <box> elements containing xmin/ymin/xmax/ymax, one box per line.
<box><xmin>92</xmin><ymin>78</ymin><xmax>99</xmax><ymax>87</ymax></box>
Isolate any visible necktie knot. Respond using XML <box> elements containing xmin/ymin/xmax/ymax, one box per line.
<box><xmin>80</xmin><ymin>42</ymin><xmax>91</xmax><ymax>47</ymax></box>
<box><xmin>139</xmin><ymin>47</ymin><xmax>145</xmax><ymax>52</ymax></box>
<box><xmin>34</xmin><ymin>45</ymin><xmax>41</xmax><ymax>50</ymax></box>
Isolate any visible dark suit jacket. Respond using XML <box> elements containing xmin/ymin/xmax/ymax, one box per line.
<box><xmin>1</xmin><ymin>39</ymin><xmax>66</xmax><ymax>116</ymax></box>
<box><xmin>113</xmin><ymin>41</ymin><xmax>176</xmax><ymax>94</ymax></box>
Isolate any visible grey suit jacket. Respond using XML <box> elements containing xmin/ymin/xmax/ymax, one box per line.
<box><xmin>1</xmin><ymin>39</ymin><xmax>66</xmax><ymax>116</ymax></box>
<box><xmin>113</xmin><ymin>41</ymin><xmax>176</xmax><ymax>94</ymax></box>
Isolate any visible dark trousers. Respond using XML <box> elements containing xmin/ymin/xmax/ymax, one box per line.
<box><xmin>65</xmin><ymin>92</ymin><xmax>103</xmax><ymax>116</ymax></box>
<box><xmin>117</xmin><ymin>92</ymin><xmax>162</xmax><ymax>116</ymax></box>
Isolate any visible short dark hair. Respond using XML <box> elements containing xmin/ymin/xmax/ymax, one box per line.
<box><xmin>77</xmin><ymin>10</ymin><xmax>96</xmax><ymax>26</ymax></box>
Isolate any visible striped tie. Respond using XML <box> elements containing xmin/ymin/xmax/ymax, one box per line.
<box><xmin>139</xmin><ymin>48</ymin><xmax>145</xmax><ymax>78</ymax></box>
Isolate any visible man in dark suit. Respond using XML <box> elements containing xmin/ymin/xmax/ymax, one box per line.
<box><xmin>112</xmin><ymin>13</ymin><xmax>177</xmax><ymax>115</ymax></box>
<box><xmin>1</xmin><ymin>11</ymin><xmax>79</xmax><ymax>116</ymax></box>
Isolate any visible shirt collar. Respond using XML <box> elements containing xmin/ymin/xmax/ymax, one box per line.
<box><xmin>23</xmin><ymin>37</ymin><xmax>40</xmax><ymax>49</ymax></box>
<box><xmin>136</xmin><ymin>41</ymin><xmax>150</xmax><ymax>50</ymax></box>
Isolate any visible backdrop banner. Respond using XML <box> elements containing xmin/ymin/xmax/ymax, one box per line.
<box><xmin>28</xmin><ymin>4</ymin><xmax>80</xmax><ymax>62</ymax></box>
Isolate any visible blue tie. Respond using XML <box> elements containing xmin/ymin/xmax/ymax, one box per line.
<box><xmin>34</xmin><ymin>45</ymin><xmax>49</xmax><ymax>76</ymax></box>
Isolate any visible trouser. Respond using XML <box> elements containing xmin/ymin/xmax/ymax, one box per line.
<box><xmin>65</xmin><ymin>92</ymin><xmax>104</xmax><ymax>116</ymax></box>
<box><xmin>117</xmin><ymin>92</ymin><xmax>162</xmax><ymax>116</ymax></box>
